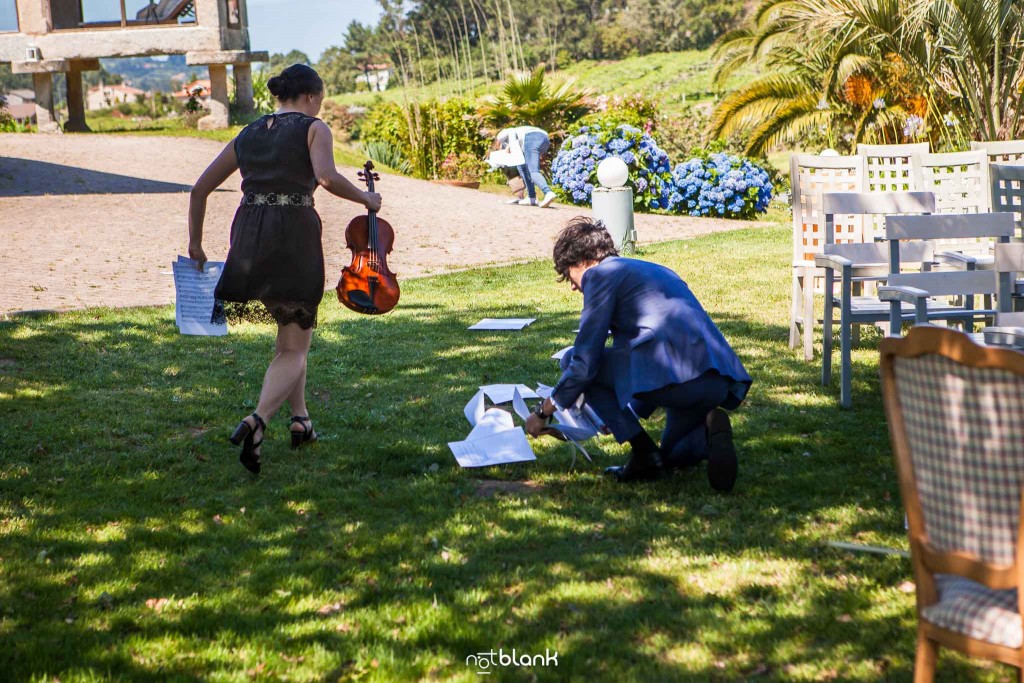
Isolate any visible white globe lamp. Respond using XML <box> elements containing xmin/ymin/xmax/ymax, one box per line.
<box><xmin>597</xmin><ymin>157</ymin><xmax>629</xmax><ymax>188</ymax></box>
<box><xmin>819</xmin><ymin>148</ymin><xmax>840</xmax><ymax>157</ymax></box>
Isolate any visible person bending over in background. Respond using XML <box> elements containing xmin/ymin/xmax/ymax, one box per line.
<box><xmin>493</xmin><ymin>125</ymin><xmax>557</xmax><ymax>208</ymax></box>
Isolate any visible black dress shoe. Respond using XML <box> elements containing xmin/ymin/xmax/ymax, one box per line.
<box><xmin>706</xmin><ymin>408</ymin><xmax>737</xmax><ymax>492</ymax></box>
<box><xmin>604</xmin><ymin>448</ymin><xmax>664</xmax><ymax>482</ymax></box>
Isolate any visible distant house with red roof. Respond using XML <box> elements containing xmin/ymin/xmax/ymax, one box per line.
<box><xmin>87</xmin><ymin>83</ymin><xmax>148</xmax><ymax>111</ymax></box>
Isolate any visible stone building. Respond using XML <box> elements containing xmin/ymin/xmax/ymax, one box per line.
<box><xmin>0</xmin><ymin>0</ymin><xmax>266</xmax><ymax>132</ymax></box>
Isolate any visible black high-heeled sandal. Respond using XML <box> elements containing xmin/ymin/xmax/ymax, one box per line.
<box><xmin>289</xmin><ymin>416</ymin><xmax>318</xmax><ymax>450</ymax></box>
<box><xmin>230</xmin><ymin>412</ymin><xmax>266</xmax><ymax>474</ymax></box>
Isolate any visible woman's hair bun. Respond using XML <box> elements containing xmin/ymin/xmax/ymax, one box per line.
<box><xmin>267</xmin><ymin>64</ymin><xmax>324</xmax><ymax>101</ymax></box>
<box><xmin>267</xmin><ymin>75</ymin><xmax>287</xmax><ymax>99</ymax></box>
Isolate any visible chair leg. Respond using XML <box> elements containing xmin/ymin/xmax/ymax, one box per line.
<box><xmin>790</xmin><ymin>270</ymin><xmax>801</xmax><ymax>350</ymax></box>
<box><xmin>822</xmin><ymin>271</ymin><xmax>834</xmax><ymax>386</ymax></box>
<box><xmin>851</xmin><ymin>282</ymin><xmax>861</xmax><ymax>348</ymax></box>
<box><xmin>840</xmin><ymin>278</ymin><xmax>852</xmax><ymax>408</ymax></box>
<box><xmin>803</xmin><ymin>271</ymin><xmax>815</xmax><ymax>361</ymax></box>
<box><xmin>913</xmin><ymin>630</ymin><xmax>937</xmax><ymax>683</ymax></box>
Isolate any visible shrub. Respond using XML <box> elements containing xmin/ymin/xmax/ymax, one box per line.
<box><xmin>439</xmin><ymin>152</ymin><xmax>486</xmax><ymax>182</ymax></box>
<box><xmin>550</xmin><ymin>123</ymin><xmax>673</xmax><ymax>211</ymax></box>
<box><xmin>364</xmin><ymin>140</ymin><xmax>412</xmax><ymax>175</ymax></box>
<box><xmin>320</xmin><ymin>100</ymin><xmax>356</xmax><ymax>142</ymax></box>
<box><xmin>360</xmin><ymin>102</ymin><xmax>409</xmax><ymax>156</ymax></box>
<box><xmin>669</xmin><ymin>152</ymin><xmax>774</xmax><ymax>219</ymax></box>
<box><xmin>578</xmin><ymin>93</ymin><xmax>660</xmax><ymax>133</ymax></box>
<box><xmin>361</xmin><ymin>97</ymin><xmax>489</xmax><ymax>179</ymax></box>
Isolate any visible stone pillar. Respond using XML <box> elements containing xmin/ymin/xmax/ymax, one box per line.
<box><xmin>199</xmin><ymin>64</ymin><xmax>230</xmax><ymax>130</ymax></box>
<box><xmin>65</xmin><ymin>69</ymin><xmax>90</xmax><ymax>133</ymax></box>
<box><xmin>31</xmin><ymin>73</ymin><xmax>60</xmax><ymax>133</ymax></box>
<box><xmin>233</xmin><ymin>63</ymin><xmax>254</xmax><ymax>116</ymax></box>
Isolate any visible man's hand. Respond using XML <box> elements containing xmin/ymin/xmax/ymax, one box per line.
<box><xmin>525</xmin><ymin>398</ymin><xmax>556</xmax><ymax>437</ymax></box>
<box><xmin>525</xmin><ymin>412</ymin><xmax>547</xmax><ymax>437</ymax></box>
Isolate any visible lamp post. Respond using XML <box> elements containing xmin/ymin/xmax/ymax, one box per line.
<box><xmin>591</xmin><ymin>157</ymin><xmax>637</xmax><ymax>253</ymax></box>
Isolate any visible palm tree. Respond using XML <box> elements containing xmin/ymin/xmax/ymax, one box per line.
<box><xmin>710</xmin><ymin>0</ymin><xmax>1024</xmax><ymax>154</ymax></box>
<box><xmin>477</xmin><ymin>66</ymin><xmax>591</xmax><ymax>137</ymax></box>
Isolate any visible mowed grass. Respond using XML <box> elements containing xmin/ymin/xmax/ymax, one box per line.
<box><xmin>0</xmin><ymin>224</ymin><xmax>1011</xmax><ymax>682</ymax></box>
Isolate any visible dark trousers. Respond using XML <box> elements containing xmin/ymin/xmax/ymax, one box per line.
<box><xmin>563</xmin><ymin>351</ymin><xmax>731</xmax><ymax>467</ymax></box>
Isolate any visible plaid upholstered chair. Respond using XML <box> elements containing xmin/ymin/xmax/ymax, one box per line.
<box><xmin>880</xmin><ymin>326</ymin><xmax>1024</xmax><ymax>681</ymax></box>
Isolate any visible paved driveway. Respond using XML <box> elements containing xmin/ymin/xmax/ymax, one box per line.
<box><xmin>0</xmin><ymin>134</ymin><xmax>761</xmax><ymax>314</ymax></box>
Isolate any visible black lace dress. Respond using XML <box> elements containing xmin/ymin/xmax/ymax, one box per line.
<box><xmin>213</xmin><ymin>112</ymin><xmax>325</xmax><ymax>329</ymax></box>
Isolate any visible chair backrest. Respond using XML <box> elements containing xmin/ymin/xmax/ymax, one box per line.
<box><xmin>990</xmin><ymin>163</ymin><xmax>1024</xmax><ymax>238</ymax></box>
<box><xmin>881</xmin><ymin>327</ymin><xmax>1024</xmax><ymax>580</ymax></box>
<box><xmin>789</xmin><ymin>154</ymin><xmax>866</xmax><ymax>266</ymax></box>
<box><xmin>824</xmin><ymin>241</ymin><xmax>934</xmax><ymax>272</ymax></box>
<box><xmin>822</xmin><ymin>190</ymin><xmax>935</xmax><ymax>243</ymax></box>
<box><xmin>971</xmin><ymin>140</ymin><xmax>1024</xmax><ymax>164</ymax></box>
<box><xmin>885</xmin><ymin>213</ymin><xmax>1017</xmax><ymax>307</ymax></box>
<box><xmin>918</xmin><ymin>150</ymin><xmax>990</xmax><ymax>214</ymax></box>
<box><xmin>857</xmin><ymin>143</ymin><xmax>929</xmax><ymax>192</ymax></box>
<box><xmin>857</xmin><ymin>143</ymin><xmax>929</xmax><ymax>239</ymax></box>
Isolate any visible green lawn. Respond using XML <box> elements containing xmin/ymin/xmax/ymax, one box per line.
<box><xmin>0</xmin><ymin>222</ymin><xmax>1008</xmax><ymax>681</ymax></box>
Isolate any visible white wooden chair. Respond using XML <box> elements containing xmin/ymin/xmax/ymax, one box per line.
<box><xmin>815</xmin><ymin>191</ymin><xmax>937</xmax><ymax>407</ymax></box>
<box><xmin>858</xmin><ymin>143</ymin><xmax>929</xmax><ymax>242</ymax></box>
<box><xmin>878</xmin><ymin>214</ymin><xmax>1017</xmax><ymax>336</ymax></box>
<box><xmin>789</xmin><ymin>154</ymin><xmax>866</xmax><ymax>361</ymax></box>
<box><xmin>919</xmin><ymin>151</ymin><xmax>993</xmax><ymax>268</ymax></box>
<box><xmin>880</xmin><ymin>325</ymin><xmax>1024</xmax><ymax>682</ymax></box>
<box><xmin>991</xmin><ymin>163</ymin><xmax>1024</xmax><ymax>239</ymax></box>
<box><xmin>971</xmin><ymin>140</ymin><xmax>1024</xmax><ymax>164</ymax></box>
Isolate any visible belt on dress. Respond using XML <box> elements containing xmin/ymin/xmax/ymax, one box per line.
<box><xmin>241</xmin><ymin>192</ymin><xmax>315</xmax><ymax>207</ymax></box>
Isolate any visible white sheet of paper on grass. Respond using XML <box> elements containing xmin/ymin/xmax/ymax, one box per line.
<box><xmin>468</xmin><ymin>318</ymin><xmax>536</xmax><ymax>331</ymax></box>
<box><xmin>551</xmin><ymin>346</ymin><xmax>573</xmax><ymax>361</ymax></box>
<box><xmin>480</xmin><ymin>383</ymin><xmax>538</xmax><ymax>404</ymax></box>
<box><xmin>448</xmin><ymin>429</ymin><xmax>535</xmax><ymax>468</ymax></box>
<box><xmin>173</xmin><ymin>256</ymin><xmax>227</xmax><ymax>337</ymax></box>
<box><xmin>450</xmin><ymin>388</ymin><xmax>535</xmax><ymax>468</ymax></box>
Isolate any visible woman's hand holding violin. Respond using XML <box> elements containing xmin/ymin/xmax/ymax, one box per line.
<box><xmin>363</xmin><ymin>191</ymin><xmax>382</xmax><ymax>213</ymax></box>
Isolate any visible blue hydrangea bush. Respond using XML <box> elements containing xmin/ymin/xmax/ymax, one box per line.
<box><xmin>670</xmin><ymin>153</ymin><xmax>774</xmax><ymax>219</ymax></box>
<box><xmin>551</xmin><ymin>124</ymin><xmax>774</xmax><ymax>218</ymax></box>
<box><xmin>550</xmin><ymin>124</ymin><xmax>674</xmax><ymax>210</ymax></box>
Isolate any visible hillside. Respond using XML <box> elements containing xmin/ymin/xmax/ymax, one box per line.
<box><xmin>99</xmin><ymin>55</ymin><xmax>196</xmax><ymax>92</ymax></box>
<box><xmin>329</xmin><ymin>49</ymin><xmax>753</xmax><ymax>118</ymax></box>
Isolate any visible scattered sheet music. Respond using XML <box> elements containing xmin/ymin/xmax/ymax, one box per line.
<box><xmin>173</xmin><ymin>256</ymin><xmax>227</xmax><ymax>336</ymax></box>
<box><xmin>451</xmin><ymin>386</ymin><xmax>536</xmax><ymax>468</ymax></box>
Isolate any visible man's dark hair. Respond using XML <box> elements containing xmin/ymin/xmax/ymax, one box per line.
<box><xmin>553</xmin><ymin>216</ymin><xmax>619</xmax><ymax>281</ymax></box>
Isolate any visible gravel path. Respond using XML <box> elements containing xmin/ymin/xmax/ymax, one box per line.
<box><xmin>0</xmin><ymin>134</ymin><xmax>763</xmax><ymax>315</ymax></box>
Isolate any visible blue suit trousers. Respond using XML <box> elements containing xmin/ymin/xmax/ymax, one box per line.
<box><xmin>562</xmin><ymin>349</ymin><xmax>731</xmax><ymax>467</ymax></box>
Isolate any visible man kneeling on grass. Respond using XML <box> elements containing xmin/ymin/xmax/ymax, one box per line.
<box><xmin>524</xmin><ymin>217</ymin><xmax>752</xmax><ymax>491</ymax></box>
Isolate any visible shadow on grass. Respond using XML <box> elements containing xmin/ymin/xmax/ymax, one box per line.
<box><xmin>0</xmin><ymin>251</ymin><xmax>996</xmax><ymax>681</ymax></box>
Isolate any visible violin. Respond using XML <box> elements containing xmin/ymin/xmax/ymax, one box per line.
<box><xmin>336</xmin><ymin>160</ymin><xmax>400</xmax><ymax>315</ymax></box>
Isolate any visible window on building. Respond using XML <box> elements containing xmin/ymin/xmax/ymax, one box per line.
<box><xmin>51</xmin><ymin>0</ymin><xmax>196</xmax><ymax>30</ymax></box>
<box><xmin>0</xmin><ymin>0</ymin><xmax>18</xmax><ymax>33</ymax></box>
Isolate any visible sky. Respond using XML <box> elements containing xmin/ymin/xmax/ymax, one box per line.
<box><xmin>247</xmin><ymin>0</ymin><xmax>384</xmax><ymax>62</ymax></box>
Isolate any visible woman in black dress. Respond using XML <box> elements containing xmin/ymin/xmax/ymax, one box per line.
<box><xmin>187</xmin><ymin>64</ymin><xmax>381</xmax><ymax>474</ymax></box>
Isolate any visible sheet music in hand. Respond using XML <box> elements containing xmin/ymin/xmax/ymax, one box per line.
<box><xmin>173</xmin><ymin>256</ymin><xmax>227</xmax><ymax>336</ymax></box>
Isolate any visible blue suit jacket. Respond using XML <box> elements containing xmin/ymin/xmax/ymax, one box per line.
<box><xmin>552</xmin><ymin>257</ymin><xmax>752</xmax><ymax>410</ymax></box>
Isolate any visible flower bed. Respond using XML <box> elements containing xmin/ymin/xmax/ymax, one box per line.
<box><xmin>550</xmin><ymin>124</ymin><xmax>673</xmax><ymax>210</ymax></box>
<box><xmin>670</xmin><ymin>153</ymin><xmax>774</xmax><ymax>219</ymax></box>
<box><xmin>551</xmin><ymin>123</ymin><xmax>774</xmax><ymax>218</ymax></box>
